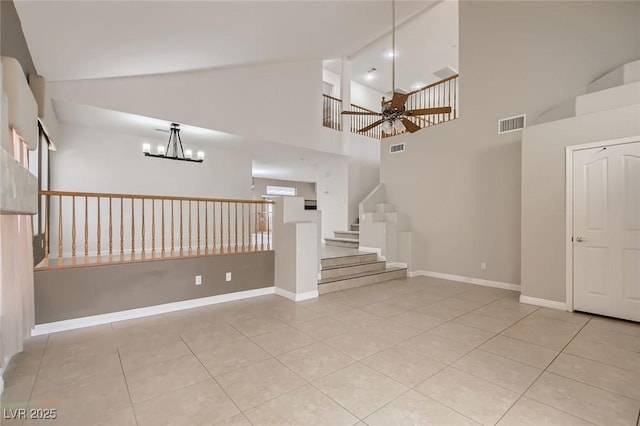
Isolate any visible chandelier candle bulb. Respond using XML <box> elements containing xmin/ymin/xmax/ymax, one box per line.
<box><xmin>197</xmin><ymin>151</ymin><xmax>205</xmax><ymax>160</ymax></box>
<box><xmin>185</xmin><ymin>149</ymin><xmax>193</xmax><ymax>159</ymax></box>
<box><xmin>157</xmin><ymin>145</ymin><xmax>166</xmax><ymax>155</ymax></box>
<box><xmin>142</xmin><ymin>143</ymin><xmax>151</xmax><ymax>153</ymax></box>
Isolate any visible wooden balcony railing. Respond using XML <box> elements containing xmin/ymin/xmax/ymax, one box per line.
<box><xmin>39</xmin><ymin>190</ymin><xmax>273</xmax><ymax>268</ymax></box>
<box><xmin>382</xmin><ymin>74</ymin><xmax>459</xmax><ymax>138</ymax></box>
<box><xmin>322</xmin><ymin>75</ymin><xmax>459</xmax><ymax>139</ymax></box>
<box><xmin>322</xmin><ymin>94</ymin><xmax>342</xmax><ymax>131</ymax></box>
<box><xmin>350</xmin><ymin>103</ymin><xmax>382</xmax><ymax>140</ymax></box>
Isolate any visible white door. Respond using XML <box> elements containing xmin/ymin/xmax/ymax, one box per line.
<box><xmin>573</xmin><ymin>141</ymin><xmax>640</xmax><ymax>322</ymax></box>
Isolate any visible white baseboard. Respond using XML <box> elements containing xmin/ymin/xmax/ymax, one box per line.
<box><xmin>519</xmin><ymin>295</ymin><xmax>566</xmax><ymax>311</ymax></box>
<box><xmin>387</xmin><ymin>262</ymin><xmax>408</xmax><ymax>269</ymax></box>
<box><xmin>32</xmin><ymin>286</ymin><xmax>276</xmax><ymax>336</ymax></box>
<box><xmin>275</xmin><ymin>287</ymin><xmax>319</xmax><ymax>301</ymax></box>
<box><xmin>410</xmin><ymin>270</ymin><xmax>520</xmax><ymax>291</ymax></box>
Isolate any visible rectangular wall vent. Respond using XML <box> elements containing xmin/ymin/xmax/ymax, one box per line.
<box><xmin>498</xmin><ymin>114</ymin><xmax>526</xmax><ymax>134</ymax></box>
<box><xmin>390</xmin><ymin>143</ymin><xmax>405</xmax><ymax>154</ymax></box>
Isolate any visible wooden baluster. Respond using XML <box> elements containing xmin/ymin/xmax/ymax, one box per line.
<box><xmin>109</xmin><ymin>197</ymin><xmax>113</xmax><ymax>255</ymax></box>
<box><xmin>197</xmin><ymin>201</ymin><xmax>201</xmax><ymax>254</ymax></box>
<box><xmin>171</xmin><ymin>200</ymin><xmax>175</xmax><ymax>254</ymax></box>
<box><xmin>447</xmin><ymin>80</ymin><xmax>451</xmax><ymax>121</ymax></box>
<box><xmin>205</xmin><ymin>202</ymin><xmax>209</xmax><ymax>253</ymax></box>
<box><xmin>212</xmin><ymin>201</ymin><xmax>222</xmax><ymax>254</ymax></box>
<box><xmin>234</xmin><ymin>202</ymin><xmax>238</xmax><ymax>252</ymax></box>
<box><xmin>241</xmin><ymin>203</ymin><xmax>245</xmax><ymax>251</ymax></box>
<box><xmin>120</xmin><ymin>198</ymin><xmax>124</xmax><ymax>255</ymax></box>
<box><xmin>141</xmin><ymin>199</ymin><xmax>146</xmax><ymax>255</ymax></box>
<box><xmin>44</xmin><ymin>193</ymin><xmax>49</xmax><ymax>258</ymax></box>
<box><xmin>131</xmin><ymin>197</ymin><xmax>135</xmax><ymax>255</ymax></box>
<box><xmin>180</xmin><ymin>200</ymin><xmax>184</xmax><ymax>254</ymax></box>
<box><xmin>97</xmin><ymin>196</ymin><xmax>101</xmax><ymax>256</ymax></box>
<box><xmin>162</xmin><ymin>199</ymin><xmax>166</xmax><ymax>254</ymax></box>
<box><xmin>188</xmin><ymin>200</ymin><xmax>192</xmax><ymax>253</ymax></box>
<box><xmin>152</xmin><ymin>199</ymin><xmax>156</xmax><ymax>254</ymax></box>
<box><xmin>84</xmin><ymin>196</ymin><xmax>89</xmax><ymax>257</ymax></box>
<box><xmin>58</xmin><ymin>195</ymin><xmax>63</xmax><ymax>259</ymax></box>
<box><xmin>261</xmin><ymin>203</ymin><xmax>265</xmax><ymax>250</ymax></box>
<box><xmin>454</xmin><ymin>77</ymin><xmax>458</xmax><ymax>119</ymax></box>
<box><xmin>227</xmin><ymin>202</ymin><xmax>231</xmax><ymax>252</ymax></box>
<box><xmin>71</xmin><ymin>196</ymin><xmax>77</xmax><ymax>258</ymax></box>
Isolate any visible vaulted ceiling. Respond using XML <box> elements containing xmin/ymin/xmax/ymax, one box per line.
<box><xmin>15</xmin><ymin>0</ymin><xmax>438</xmax><ymax>82</ymax></box>
<box><xmin>14</xmin><ymin>0</ymin><xmax>457</xmax><ymax>181</ymax></box>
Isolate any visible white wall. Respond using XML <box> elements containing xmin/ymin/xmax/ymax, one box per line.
<box><xmin>350</xmin><ymin>81</ymin><xmax>385</xmax><ymax>112</ymax></box>
<box><xmin>53</xmin><ymin>124</ymin><xmax>252</xmax><ymax>198</ymax></box>
<box><xmin>521</xmin><ymin>106</ymin><xmax>640</xmax><ymax>303</ymax></box>
<box><xmin>315</xmin><ymin>152</ymin><xmax>349</xmax><ymax>239</ymax></box>
<box><xmin>347</xmin><ymin>132</ymin><xmax>380</xmax><ymax>224</ymax></box>
<box><xmin>323</xmin><ymin>67</ymin><xmax>386</xmax><ymax>112</ymax></box>
<box><xmin>322</xmin><ymin>68</ymin><xmax>341</xmax><ymax>98</ymax></box>
<box><xmin>380</xmin><ymin>1</ymin><xmax>640</xmax><ymax>288</ymax></box>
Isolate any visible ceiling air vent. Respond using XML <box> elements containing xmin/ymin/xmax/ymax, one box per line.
<box><xmin>390</xmin><ymin>143</ymin><xmax>405</xmax><ymax>154</ymax></box>
<box><xmin>433</xmin><ymin>66</ymin><xmax>458</xmax><ymax>80</ymax></box>
<box><xmin>498</xmin><ymin>114</ymin><xmax>526</xmax><ymax>134</ymax></box>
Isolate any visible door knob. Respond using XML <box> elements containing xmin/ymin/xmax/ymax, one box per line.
<box><xmin>575</xmin><ymin>236</ymin><xmax>585</xmax><ymax>242</ymax></box>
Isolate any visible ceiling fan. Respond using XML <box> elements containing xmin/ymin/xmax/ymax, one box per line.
<box><xmin>342</xmin><ymin>0</ymin><xmax>452</xmax><ymax>134</ymax></box>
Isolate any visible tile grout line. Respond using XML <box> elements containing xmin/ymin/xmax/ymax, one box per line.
<box><xmin>178</xmin><ymin>335</ymin><xmax>253</xmax><ymax>425</ymax></box>
<box><xmin>493</xmin><ymin>316</ymin><xmax>595</xmax><ymax>425</ymax></box>
<box><xmin>117</xmin><ymin>349</ymin><xmax>140</xmax><ymax>426</ymax></box>
<box><xmin>20</xmin><ymin>333</ymin><xmax>51</xmax><ymax>420</ymax></box>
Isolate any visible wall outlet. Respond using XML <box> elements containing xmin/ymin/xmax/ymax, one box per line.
<box><xmin>225</xmin><ymin>272</ymin><xmax>232</xmax><ymax>282</ymax></box>
<box><xmin>480</xmin><ymin>262</ymin><xmax>487</xmax><ymax>270</ymax></box>
<box><xmin>195</xmin><ymin>275</ymin><xmax>202</xmax><ymax>285</ymax></box>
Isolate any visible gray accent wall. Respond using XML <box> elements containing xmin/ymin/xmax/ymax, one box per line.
<box><xmin>380</xmin><ymin>1</ymin><xmax>640</xmax><ymax>291</ymax></box>
<box><xmin>34</xmin><ymin>252</ymin><xmax>274</xmax><ymax>324</ymax></box>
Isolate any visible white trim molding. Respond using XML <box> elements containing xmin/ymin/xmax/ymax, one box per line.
<box><xmin>410</xmin><ymin>270</ymin><xmax>520</xmax><ymax>291</ymax></box>
<box><xmin>275</xmin><ymin>287</ymin><xmax>319</xmax><ymax>302</ymax></box>
<box><xmin>32</xmin><ymin>287</ymin><xmax>276</xmax><ymax>335</ymax></box>
<box><xmin>387</xmin><ymin>262</ymin><xmax>408</xmax><ymax>269</ymax></box>
<box><xmin>519</xmin><ymin>295</ymin><xmax>567</xmax><ymax>311</ymax></box>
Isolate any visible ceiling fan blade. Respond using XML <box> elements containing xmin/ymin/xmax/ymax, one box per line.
<box><xmin>341</xmin><ymin>111</ymin><xmax>382</xmax><ymax>116</ymax></box>
<box><xmin>390</xmin><ymin>92</ymin><xmax>409</xmax><ymax>109</ymax></box>
<box><xmin>401</xmin><ymin>118</ymin><xmax>421</xmax><ymax>133</ymax></box>
<box><xmin>358</xmin><ymin>119</ymin><xmax>386</xmax><ymax>133</ymax></box>
<box><xmin>407</xmin><ymin>107</ymin><xmax>452</xmax><ymax>115</ymax></box>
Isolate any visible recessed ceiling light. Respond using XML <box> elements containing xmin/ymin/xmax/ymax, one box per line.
<box><xmin>386</xmin><ymin>51</ymin><xmax>395</xmax><ymax>58</ymax></box>
<box><xmin>413</xmin><ymin>82</ymin><xmax>424</xmax><ymax>90</ymax></box>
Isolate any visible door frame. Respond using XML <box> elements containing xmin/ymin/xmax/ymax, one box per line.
<box><xmin>565</xmin><ymin>136</ymin><xmax>640</xmax><ymax>312</ymax></box>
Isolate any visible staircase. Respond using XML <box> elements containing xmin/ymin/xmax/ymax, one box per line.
<box><xmin>319</xmin><ymin>222</ymin><xmax>407</xmax><ymax>294</ymax></box>
<box><xmin>324</xmin><ymin>223</ymin><xmax>360</xmax><ymax>249</ymax></box>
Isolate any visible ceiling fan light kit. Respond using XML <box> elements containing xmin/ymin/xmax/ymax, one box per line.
<box><xmin>342</xmin><ymin>0</ymin><xmax>452</xmax><ymax>135</ymax></box>
<box><xmin>143</xmin><ymin>123</ymin><xmax>204</xmax><ymax>163</ymax></box>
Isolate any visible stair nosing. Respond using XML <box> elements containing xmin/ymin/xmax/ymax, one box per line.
<box><xmin>321</xmin><ymin>260</ymin><xmax>385</xmax><ymax>271</ymax></box>
<box><xmin>324</xmin><ymin>237</ymin><xmax>360</xmax><ymax>243</ymax></box>
<box><xmin>318</xmin><ymin>267</ymin><xmax>407</xmax><ymax>284</ymax></box>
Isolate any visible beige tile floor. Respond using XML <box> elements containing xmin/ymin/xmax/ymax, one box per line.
<box><xmin>2</xmin><ymin>276</ymin><xmax>640</xmax><ymax>426</ymax></box>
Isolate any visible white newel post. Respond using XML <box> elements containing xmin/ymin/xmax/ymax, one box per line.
<box><xmin>272</xmin><ymin>197</ymin><xmax>320</xmax><ymax>301</ymax></box>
